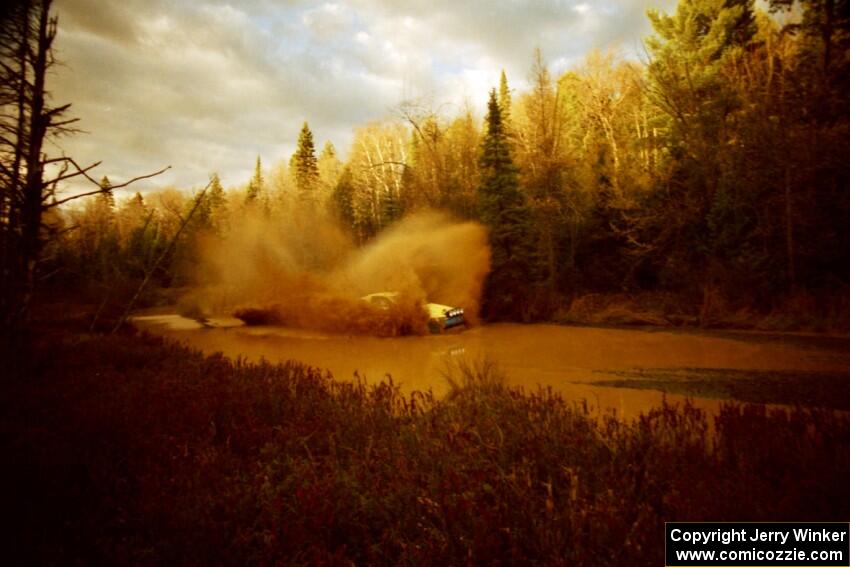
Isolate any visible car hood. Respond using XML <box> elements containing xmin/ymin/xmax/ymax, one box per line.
<box><xmin>426</xmin><ymin>303</ymin><xmax>456</xmax><ymax>319</ymax></box>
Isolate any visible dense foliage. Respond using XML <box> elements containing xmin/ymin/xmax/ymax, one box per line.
<box><xmin>40</xmin><ymin>0</ymin><xmax>849</xmax><ymax>327</ymax></box>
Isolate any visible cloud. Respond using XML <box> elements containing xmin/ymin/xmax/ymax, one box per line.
<box><xmin>302</xmin><ymin>2</ymin><xmax>352</xmax><ymax>41</ymax></box>
<box><xmin>49</xmin><ymin>0</ymin><xmax>677</xmax><ymax>197</ymax></box>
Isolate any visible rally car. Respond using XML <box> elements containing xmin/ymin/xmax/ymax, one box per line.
<box><xmin>361</xmin><ymin>292</ymin><xmax>466</xmax><ymax>333</ymax></box>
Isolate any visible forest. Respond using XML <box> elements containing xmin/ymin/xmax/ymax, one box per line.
<box><xmin>10</xmin><ymin>0</ymin><xmax>845</xmax><ymax>331</ymax></box>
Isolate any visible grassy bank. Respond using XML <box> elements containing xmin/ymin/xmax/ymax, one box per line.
<box><xmin>3</xmin><ymin>329</ymin><xmax>850</xmax><ymax>565</ymax></box>
<box><xmin>559</xmin><ymin>291</ymin><xmax>850</xmax><ymax>332</ymax></box>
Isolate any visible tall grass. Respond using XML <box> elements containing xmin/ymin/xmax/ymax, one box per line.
<box><xmin>3</xmin><ymin>331</ymin><xmax>849</xmax><ymax>565</ymax></box>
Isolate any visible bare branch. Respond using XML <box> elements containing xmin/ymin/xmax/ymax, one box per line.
<box><xmin>44</xmin><ymin>103</ymin><xmax>71</xmax><ymax>117</ymax></box>
<box><xmin>43</xmin><ymin>155</ymin><xmax>74</xmax><ymax>164</ymax></box>
<box><xmin>366</xmin><ymin>160</ymin><xmax>409</xmax><ymax>169</ymax></box>
<box><xmin>42</xmin><ymin>159</ymin><xmax>102</xmax><ymax>189</ymax></box>
<box><xmin>44</xmin><ymin>185</ymin><xmax>104</xmax><ymax>207</ymax></box>
<box><xmin>45</xmin><ymin>161</ymin><xmax>171</xmax><ymax>207</ymax></box>
<box><xmin>48</xmin><ymin>117</ymin><xmax>80</xmax><ymax>128</ymax></box>
<box><xmin>107</xmin><ymin>165</ymin><xmax>171</xmax><ymax>189</ymax></box>
<box><xmin>111</xmin><ymin>177</ymin><xmax>213</xmax><ymax>333</ymax></box>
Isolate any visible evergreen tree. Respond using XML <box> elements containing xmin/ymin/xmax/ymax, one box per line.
<box><xmin>121</xmin><ymin>192</ymin><xmax>156</xmax><ymax>278</ymax></box>
<box><xmin>644</xmin><ymin>0</ymin><xmax>758</xmax><ymax>302</ymax></box>
<box><xmin>769</xmin><ymin>0</ymin><xmax>850</xmax><ymax>111</ymax></box>
<box><xmin>318</xmin><ymin>140</ymin><xmax>343</xmax><ymax>199</ymax></box>
<box><xmin>498</xmin><ymin>70</ymin><xmax>512</xmax><ymax>124</ymax></box>
<box><xmin>204</xmin><ymin>172</ymin><xmax>227</xmax><ymax>234</ymax></box>
<box><xmin>245</xmin><ymin>156</ymin><xmax>264</xmax><ymax>203</ymax></box>
<box><xmin>207</xmin><ymin>173</ymin><xmax>226</xmax><ymax>212</ymax></box>
<box><xmin>131</xmin><ymin>192</ymin><xmax>145</xmax><ymax>210</ymax></box>
<box><xmin>498</xmin><ymin>70</ymin><xmax>516</xmax><ymax>146</ymax></box>
<box><xmin>190</xmin><ymin>174</ymin><xmax>225</xmax><ymax>233</ymax></box>
<box><xmin>99</xmin><ymin>175</ymin><xmax>115</xmax><ymax>210</ymax></box>
<box><xmin>478</xmin><ymin>89</ymin><xmax>536</xmax><ymax>320</ymax></box>
<box><xmin>330</xmin><ymin>166</ymin><xmax>356</xmax><ymax>232</ymax></box>
<box><xmin>94</xmin><ymin>175</ymin><xmax>116</xmax><ymax>251</ymax></box>
<box><xmin>79</xmin><ymin>176</ymin><xmax>119</xmax><ymax>283</ymax></box>
<box><xmin>293</xmin><ymin>122</ymin><xmax>319</xmax><ymax>202</ymax></box>
<box><xmin>646</xmin><ymin>0</ymin><xmax>755</xmax><ymax>151</ymax></box>
<box><xmin>319</xmin><ymin>140</ymin><xmax>336</xmax><ymax>160</ymax></box>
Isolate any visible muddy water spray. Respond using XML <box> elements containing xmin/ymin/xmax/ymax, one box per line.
<box><xmin>184</xmin><ymin>209</ymin><xmax>490</xmax><ymax>335</ymax></box>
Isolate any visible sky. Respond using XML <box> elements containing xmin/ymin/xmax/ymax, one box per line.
<box><xmin>50</xmin><ymin>0</ymin><xmax>676</xmax><ymax>197</ymax></box>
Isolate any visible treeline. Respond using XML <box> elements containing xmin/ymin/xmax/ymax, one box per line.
<box><xmin>52</xmin><ymin>0</ymin><xmax>850</xmax><ymax>323</ymax></box>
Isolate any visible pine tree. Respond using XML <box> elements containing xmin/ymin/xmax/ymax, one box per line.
<box><xmin>644</xmin><ymin>0</ymin><xmax>758</xmax><ymax>301</ymax></box>
<box><xmin>478</xmin><ymin>89</ymin><xmax>536</xmax><ymax>320</ymax></box>
<box><xmin>94</xmin><ymin>176</ymin><xmax>116</xmax><ymax>246</ymax></box>
<box><xmin>99</xmin><ymin>175</ymin><xmax>115</xmax><ymax>210</ymax></box>
<box><xmin>318</xmin><ymin>140</ymin><xmax>343</xmax><ymax>196</ymax></box>
<box><xmin>128</xmin><ymin>192</ymin><xmax>145</xmax><ymax>216</ymax></box>
<box><xmin>245</xmin><ymin>156</ymin><xmax>264</xmax><ymax>203</ymax></box>
<box><xmin>121</xmin><ymin>192</ymin><xmax>154</xmax><ymax>278</ymax></box>
<box><xmin>769</xmin><ymin>0</ymin><xmax>850</xmax><ymax>107</ymax></box>
<box><xmin>87</xmin><ymin>175</ymin><xmax>118</xmax><ymax>281</ymax></box>
<box><xmin>646</xmin><ymin>0</ymin><xmax>756</xmax><ymax>150</ymax></box>
<box><xmin>208</xmin><ymin>172</ymin><xmax>226</xmax><ymax>213</ymax></box>
<box><xmin>330</xmin><ymin>166</ymin><xmax>356</xmax><ymax>232</ymax></box>
<box><xmin>319</xmin><ymin>140</ymin><xmax>335</xmax><ymax>160</ymax></box>
<box><xmin>498</xmin><ymin>70</ymin><xmax>512</xmax><ymax>124</ymax></box>
<box><xmin>293</xmin><ymin>122</ymin><xmax>319</xmax><ymax>203</ymax></box>
<box><xmin>195</xmin><ymin>172</ymin><xmax>227</xmax><ymax>234</ymax></box>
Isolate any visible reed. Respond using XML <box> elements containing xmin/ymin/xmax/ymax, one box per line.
<box><xmin>4</xmin><ymin>330</ymin><xmax>849</xmax><ymax>565</ymax></box>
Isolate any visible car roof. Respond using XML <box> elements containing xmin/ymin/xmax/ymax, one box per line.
<box><xmin>361</xmin><ymin>292</ymin><xmax>400</xmax><ymax>301</ymax></box>
<box><xmin>360</xmin><ymin>293</ymin><xmax>459</xmax><ymax>315</ymax></box>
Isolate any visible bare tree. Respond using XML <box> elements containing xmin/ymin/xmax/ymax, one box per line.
<box><xmin>0</xmin><ymin>0</ymin><xmax>167</xmax><ymax>334</ymax></box>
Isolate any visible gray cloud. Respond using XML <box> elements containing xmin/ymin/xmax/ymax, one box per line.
<box><xmin>50</xmin><ymin>0</ymin><xmax>677</xmax><ymax>197</ymax></box>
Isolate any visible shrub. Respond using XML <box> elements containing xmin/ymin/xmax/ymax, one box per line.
<box><xmin>3</xmin><ymin>331</ymin><xmax>849</xmax><ymax>565</ymax></box>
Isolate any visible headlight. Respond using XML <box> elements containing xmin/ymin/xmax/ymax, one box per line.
<box><xmin>446</xmin><ymin>308</ymin><xmax>464</xmax><ymax>318</ymax></box>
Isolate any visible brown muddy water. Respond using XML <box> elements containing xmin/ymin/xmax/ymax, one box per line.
<box><xmin>133</xmin><ymin>314</ymin><xmax>850</xmax><ymax>419</ymax></box>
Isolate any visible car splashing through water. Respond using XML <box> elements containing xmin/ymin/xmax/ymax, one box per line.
<box><xmin>361</xmin><ymin>292</ymin><xmax>466</xmax><ymax>333</ymax></box>
<box><xmin>185</xmin><ymin>211</ymin><xmax>490</xmax><ymax>337</ymax></box>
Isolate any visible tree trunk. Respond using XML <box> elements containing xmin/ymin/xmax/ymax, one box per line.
<box><xmin>16</xmin><ymin>1</ymin><xmax>52</xmax><ymax>326</ymax></box>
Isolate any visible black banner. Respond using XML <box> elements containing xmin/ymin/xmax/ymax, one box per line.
<box><xmin>666</xmin><ymin>522</ymin><xmax>849</xmax><ymax>566</ymax></box>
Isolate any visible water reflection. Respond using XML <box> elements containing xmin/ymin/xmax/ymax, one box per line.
<box><xmin>133</xmin><ymin>316</ymin><xmax>850</xmax><ymax>419</ymax></box>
